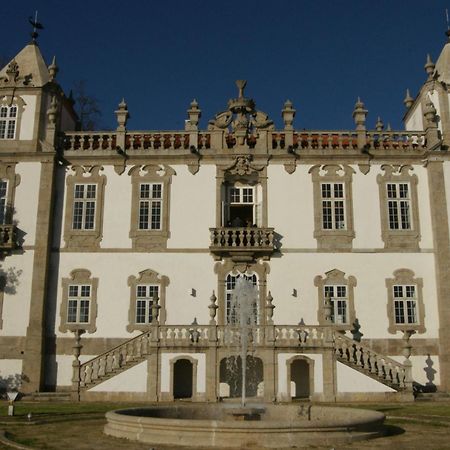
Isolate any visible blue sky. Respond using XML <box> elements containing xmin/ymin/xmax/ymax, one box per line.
<box><xmin>2</xmin><ymin>1</ymin><xmax>450</xmax><ymax>131</ymax></box>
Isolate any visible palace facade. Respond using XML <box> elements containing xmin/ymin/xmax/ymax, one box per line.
<box><xmin>0</xmin><ymin>34</ymin><xmax>449</xmax><ymax>402</ymax></box>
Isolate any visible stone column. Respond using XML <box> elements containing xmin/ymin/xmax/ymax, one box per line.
<box><xmin>21</xmin><ymin>159</ymin><xmax>56</xmax><ymax>393</ymax></box>
<box><xmin>427</xmin><ymin>157</ymin><xmax>450</xmax><ymax>391</ymax></box>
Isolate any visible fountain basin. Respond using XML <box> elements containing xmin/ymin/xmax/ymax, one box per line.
<box><xmin>104</xmin><ymin>404</ymin><xmax>385</xmax><ymax>448</ymax></box>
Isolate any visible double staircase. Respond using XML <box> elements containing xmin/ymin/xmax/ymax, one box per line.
<box><xmin>74</xmin><ymin>325</ymin><xmax>412</xmax><ymax>395</ymax></box>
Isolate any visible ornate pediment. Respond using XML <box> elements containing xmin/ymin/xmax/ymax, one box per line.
<box><xmin>224</xmin><ymin>155</ymin><xmax>268</xmax><ymax>176</ymax></box>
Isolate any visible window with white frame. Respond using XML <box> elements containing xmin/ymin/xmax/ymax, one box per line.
<box><xmin>226</xmin><ymin>185</ymin><xmax>256</xmax><ymax>227</ymax></box>
<box><xmin>321</xmin><ymin>183</ymin><xmax>345</xmax><ymax>230</ymax></box>
<box><xmin>135</xmin><ymin>284</ymin><xmax>159</xmax><ymax>324</ymax></box>
<box><xmin>324</xmin><ymin>285</ymin><xmax>348</xmax><ymax>324</ymax></box>
<box><xmin>67</xmin><ymin>284</ymin><xmax>91</xmax><ymax>323</ymax></box>
<box><xmin>72</xmin><ymin>184</ymin><xmax>96</xmax><ymax>230</ymax></box>
<box><xmin>393</xmin><ymin>284</ymin><xmax>417</xmax><ymax>324</ymax></box>
<box><xmin>387</xmin><ymin>183</ymin><xmax>411</xmax><ymax>230</ymax></box>
<box><xmin>139</xmin><ymin>183</ymin><xmax>162</xmax><ymax>230</ymax></box>
<box><xmin>225</xmin><ymin>272</ymin><xmax>258</xmax><ymax>324</ymax></box>
<box><xmin>0</xmin><ymin>105</ymin><xmax>17</xmax><ymax>140</ymax></box>
<box><xmin>0</xmin><ymin>180</ymin><xmax>8</xmax><ymax>224</ymax></box>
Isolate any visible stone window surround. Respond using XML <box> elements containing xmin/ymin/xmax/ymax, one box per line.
<box><xmin>214</xmin><ymin>259</ymin><xmax>269</xmax><ymax>325</ymax></box>
<box><xmin>285</xmin><ymin>355</ymin><xmax>315</xmax><ymax>400</ymax></box>
<box><xmin>0</xmin><ymin>95</ymin><xmax>25</xmax><ymax>141</ymax></box>
<box><xmin>59</xmin><ymin>269</ymin><xmax>98</xmax><ymax>334</ymax></box>
<box><xmin>0</xmin><ymin>163</ymin><xmax>21</xmax><ymax>225</ymax></box>
<box><xmin>386</xmin><ymin>268</ymin><xmax>425</xmax><ymax>334</ymax></box>
<box><xmin>168</xmin><ymin>355</ymin><xmax>198</xmax><ymax>401</ymax></box>
<box><xmin>215</xmin><ymin>159</ymin><xmax>268</xmax><ymax>228</ymax></box>
<box><xmin>309</xmin><ymin>164</ymin><xmax>355</xmax><ymax>250</ymax></box>
<box><xmin>63</xmin><ymin>166</ymin><xmax>106</xmax><ymax>250</ymax></box>
<box><xmin>377</xmin><ymin>164</ymin><xmax>421</xmax><ymax>250</ymax></box>
<box><xmin>0</xmin><ymin>275</ymin><xmax>5</xmax><ymax>329</ymax></box>
<box><xmin>314</xmin><ymin>268</ymin><xmax>357</xmax><ymax>331</ymax></box>
<box><xmin>127</xmin><ymin>269</ymin><xmax>169</xmax><ymax>331</ymax></box>
<box><xmin>129</xmin><ymin>164</ymin><xmax>175</xmax><ymax>251</ymax></box>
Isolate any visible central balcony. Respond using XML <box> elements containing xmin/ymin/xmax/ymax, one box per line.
<box><xmin>209</xmin><ymin>227</ymin><xmax>275</xmax><ymax>261</ymax></box>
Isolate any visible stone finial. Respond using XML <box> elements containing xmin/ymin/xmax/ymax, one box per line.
<box><xmin>350</xmin><ymin>318</ymin><xmax>363</xmax><ymax>342</ymax></box>
<box><xmin>115</xmin><ymin>98</ymin><xmax>129</xmax><ymax>132</ymax></box>
<box><xmin>236</xmin><ymin>79</ymin><xmax>247</xmax><ymax>98</ymax></box>
<box><xmin>208</xmin><ymin>291</ymin><xmax>218</xmax><ymax>324</ymax></box>
<box><xmin>185</xmin><ymin>99</ymin><xmax>201</xmax><ymax>131</ymax></box>
<box><xmin>265</xmin><ymin>291</ymin><xmax>275</xmax><ymax>324</ymax></box>
<box><xmin>387</xmin><ymin>123</ymin><xmax>392</xmax><ymax>131</ymax></box>
<box><xmin>424</xmin><ymin>98</ymin><xmax>437</xmax><ymax>128</ymax></box>
<box><xmin>47</xmin><ymin>95</ymin><xmax>58</xmax><ymax>125</ymax></box>
<box><xmin>424</xmin><ymin>54</ymin><xmax>435</xmax><ymax>80</ymax></box>
<box><xmin>375</xmin><ymin>116</ymin><xmax>384</xmax><ymax>132</ymax></box>
<box><xmin>48</xmin><ymin>56</ymin><xmax>58</xmax><ymax>82</ymax></box>
<box><xmin>403</xmin><ymin>89</ymin><xmax>414</xmax><ymax>109</ymax></box>
<box><xmin>352</xmin><ymin>97</ymin><xmax>368</xmax><ymax>129</ymax></box>
<box><xmin>282</xmin><ymin>99</ymin><xmax>296</xmax><ymax>131</ymax></box>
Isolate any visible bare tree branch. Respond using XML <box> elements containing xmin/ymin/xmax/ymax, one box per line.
<box><xmin>71</xmin><ymin>80</ymin><xmax>102</xmax><ymax>131</ymax></box>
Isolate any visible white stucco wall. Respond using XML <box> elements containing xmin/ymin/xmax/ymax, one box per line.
<box><xmin>14</xmin><ymin>162</ymin><xmax>41</xmax><ymax>246</ymax></box>
<box><xmin>54</xmin><ymin>252</ymin><xmax>215</xmax><ymax>338</ymax></box>
<box><xmin>0</xmin><ymin>253</ymin><xmax>35</xmax><ymax>337</ymax></box>
<box><xmin>269</xmin><ymin>252</ymin><xmax>438</xmax><ymax>338</ymax></box>
<box><xmin>168</xmin><ymin>165</ymin><xmax>215</xmax><ymax>248</ymax></box>
<box><xmin>443</xmin><ymin>161</ymin><xmax>450</xmax><ymax>238</ymax></box>
<box><xmin>101</xmin><ymin>166</ymin><xmax>132</xmax><ymax>248</ymax></box>
<box><xmin>0</xmin><ymin>359</ymin><xmax>23</xmax><ymax>389</ymax></box>
<box><xmin>18</xmin><ymin>95</ymin><xmax>36</xmax><ymax>140</ymax></box>
<box><xmin>90</xmin><ymin>360</ymin><xmax>147</xmax><ymax>392</ymax></box>
<box><xmin>391</xmin><ymin>354</ymin><xmax>440</xmax><ymax>387</ymax></box>
<box><xmin>277</xmin><ymin>353</ymin><xmax>323</xmax><ymax>396</ymax></box>
<box><xmin>160</xmin><ymin>352</ymin><xmax>206</xmax><ymax>394</ymax></box>
<box><xmin>405</xmin><ymin>102</ymin><xmax>424</xmax><ymax>131</ymax></box>
<box><xmin>55</xmin><ymin>354</ymin><xmax>95</xmax><ymax>386</ymax></box>
<box><xmin>267</xmin><ymin>165</ymin><xmax>315</xmax><ymax>249</ymax></box>
<box><xmin>337</xmin><ymin>361</ymin><xmax>395</xmax><ymax>392</ymax></box>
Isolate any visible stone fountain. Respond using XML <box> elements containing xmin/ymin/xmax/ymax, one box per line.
<box><xmin>104</xmin><ymin>279</ymin><xmax>386</xmax><ymax>448</ymax></box>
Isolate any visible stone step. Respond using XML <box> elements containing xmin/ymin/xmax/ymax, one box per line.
<box><xmin>24</xmin><ymin>391</ymin><xmax>71</xmax><ymax>402</ymax></box>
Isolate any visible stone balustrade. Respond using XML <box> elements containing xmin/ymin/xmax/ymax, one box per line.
<box><xmin>0</xmin><ymin>224</ymin><xmax>16</xmax><ymax>250</ymax></box>
<box><xmin>61</xmin><ymin>129</ymin><xmax>427</xmax><ymax>153</ymax></box>
<box><xmin>365</xmin><ymin>131</ymin><xmax>427</xmax><ymax>150</ymax></box>
<box><xmin>334</xmin><ymin>334</ymin><xmax>411</xmax><ymax>390</ymax></box>
<box><xmin>209</xmin><ymin>227</ymin><xmax>275</xmax><ymax>259</ymax></box>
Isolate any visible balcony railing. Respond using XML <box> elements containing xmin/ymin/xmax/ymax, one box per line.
<box><xmin>209</xmin><ymin>227</ymin><xmax>275</xmax><ymax>259</ymax></box>
<box><xmin>0</xmin><ymin>224</ymin><xmax>16</xmax><ymax>250</ymax></box>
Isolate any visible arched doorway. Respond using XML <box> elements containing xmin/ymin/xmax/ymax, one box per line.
<box><xmin>173</xmin><ymin>359</ymin><xmax>193</xmax><ymax>399</ymax></box>
<box><xmin>219</xmin><ymin>355</ymin><xmax>263</xmax><ymax>398</ymax></box>
<box><xmin>287</xmin><ymin>356</ymin><xmax>314</xmax><ymax>400</ymax></box>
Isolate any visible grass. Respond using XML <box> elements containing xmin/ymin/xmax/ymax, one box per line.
<box><xmin>1</xmin><ymin>400</ymin><xmax>450</xmax><ymax>449</ymax></box>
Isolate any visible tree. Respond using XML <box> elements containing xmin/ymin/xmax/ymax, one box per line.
<box><xmin>71</xmin><ymin>80</ymin><xmax>102</xmax><ymax>131</ymax></box>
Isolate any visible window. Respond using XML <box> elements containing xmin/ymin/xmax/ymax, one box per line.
<box><xmin>67</xmin><ymin>284</ymin><xmax>91</xmax><ymax>323</ymax></box>
<box><xmin>377</xmin><ymin>165</ymin><xmax>420</xmax><ymax>249</ymax></box>
<box><xmin>309</xmin><ymin>164</ymin><xmax>355</xmax><ymax>249</ymax></box>
<box><xmin>139</xmin><ymin>183</ymin><xmax>162</xmax><ymax>230</ymax></box>
<box><xmin>387</xmin><ymin>183</ymin><xmax>411</xmax><ymax>230</ymax></box>
<box><xmin>324</xmin><ymin>284</ymin><xmax>348</xmax><ymax>324</ymax></box>
<box><xmin>386</xmin><ymin>269</ymin><xmax>425</xmax><ymax>333</ymax></box>
<box><xmin>129</xmin><ymin>165</ymin><xmax>174</xmax><ymax>250</ymax></box>
<box><xmin>0</xmin><ymin>105</ymin><xmax>17</xmax><ymax>140</ymax></box>
<box><xmin>321</xmin><ymin>183</ymin><xmax>345</xmax><ymax>230</ymax></box>
<box><xmin>223</xmin><ymin>184</ymin><xmax>260</xmax><ymax>227</ymax></box>
<box><xmin>314</xmin><ymin>269</ymin><xmax>357</xmax><ymax>330</ymax></box>
<box><xmin>393</xmin><ymin>285</ymin><xmax>417</xmax><ymax>324</ymax></box>
<box><xmin>225</xmin><ymin>272</ymin><xmax>258</xmax><ymax>324</ymax></box>
<box><xmin>72</xmin><ymin>184</ymin><xmax>96</xmax><ymax>230</ymax></box>
<box><xmin>135</xmin><ymin>284</ymin><xmax>159</xmax><ymax>324</ymax></box>
<box><xmin>60</xmin><ymin>269</ymin><xmax>98</xmax><ymax>333</ymax></box>
<box><xmin>63</xmin><ymin>166</ymin><xmax>106</xmax><ymax>250</ymax></box>
<box><xmin>127</xmin><ymin>269</ymin><xmax>169</xmax><ymax>332</ymax></box>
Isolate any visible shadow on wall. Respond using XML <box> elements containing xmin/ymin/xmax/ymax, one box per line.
<box><xmin>0</xmin><ymin>265</ymin><xmax>23</xmax><ymax>294</ymax></box>
<box><xmin>413</xmin><ymin>354</ymin><xmax>437</xmax><ymax>394</ymax></box>
<box><xmin>0</xmin><ymin>373</ymin><xmax>28</xmax><ymax>398</ymax></box>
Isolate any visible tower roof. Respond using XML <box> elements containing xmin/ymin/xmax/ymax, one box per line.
<box><xmin>434</xmin><ymin>38</ymin><xmax>450</xmax><ymax>84</ymax></box>
<box><xmin>0</xmin><ymin>43</ymin><xmax>50</xmax><ymax>87</ymax></box>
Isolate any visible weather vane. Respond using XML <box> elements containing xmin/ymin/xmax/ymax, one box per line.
<box><xmin>28</xmin><ymin>11</ymin><xmax>44</xmax><ymax>43</ymax></box>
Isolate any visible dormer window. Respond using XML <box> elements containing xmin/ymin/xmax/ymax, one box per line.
<box><xmin>0</xmin><ymin>105</ymin><xmax>17</xmax><ymax>139</ymax></box>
